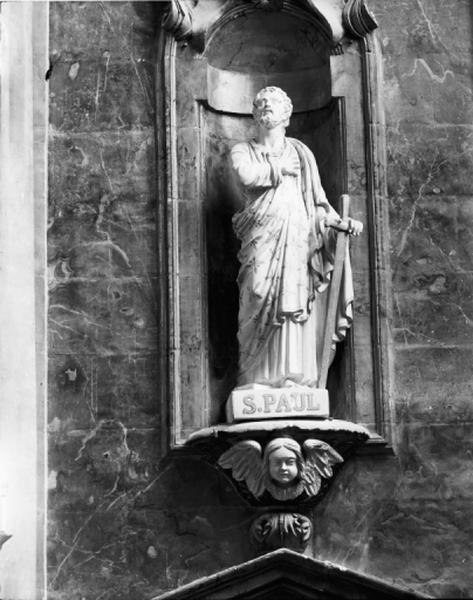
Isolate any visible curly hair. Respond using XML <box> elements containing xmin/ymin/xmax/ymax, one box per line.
<box><xmin>252</xmin><ymin>86</ymin><xmax>293</xmax><ymax>125</ymax></box>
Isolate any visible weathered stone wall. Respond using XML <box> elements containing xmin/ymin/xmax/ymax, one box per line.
<box><xmin>47</xmin><ymin>1</ymin><xmax>473</xmax><ymax>599</ymax></box>
<box><xmin>47</xmin><ymin>3</ymin><xmax>166</xmax><ymax>598</ymax></box>
<box><xmin>379</xmin><ymin>0</ymin><xmax>473</xmax><ymax>596</ymax></box>
<box><xmin>314</xmin><ymin>2</ymin><xmax>473</xmax><ymax>598</ymax></box>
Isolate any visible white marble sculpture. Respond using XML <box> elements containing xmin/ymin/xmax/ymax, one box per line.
<box><xmin>230</xmin><ymin>86</ymin><xmax>362</xmax><ymax>390</ymax></box>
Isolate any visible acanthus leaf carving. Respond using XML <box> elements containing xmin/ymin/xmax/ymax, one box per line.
<box><xmin>250</xmin><ymin>512</ymin><xmax>312</xmax><ymax>554</ymax></box>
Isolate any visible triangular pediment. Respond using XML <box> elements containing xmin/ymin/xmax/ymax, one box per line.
<box><xmin>151</xmin><ymin>549</ymin><xmax>431</xmax><ymax>600</ymax></box>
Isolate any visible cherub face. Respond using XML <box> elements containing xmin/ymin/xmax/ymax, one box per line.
<box><xmin>268</xmin><ymin>447</ymin><xmax>299</xmax><ymax>486</ymax></box>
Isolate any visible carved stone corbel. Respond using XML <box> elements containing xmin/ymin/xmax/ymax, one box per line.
<box><xmin>218</xmin><ymin>437</ymin><xmax>343</xmax><ymax>503</ymax></box>
<box><xmin>196</xmin><ymin>423</ymin><xmax>368</xmax><ymax>555</ymax></box>
<box><xmin>188</xmin><ymin>420</ymin><xmax>370</xmax><ymax>509</ymax></box>
<box><xmin>250</xmin><ymin>512</ymin><xmax>312</xmax><ymax>554</ymax></box>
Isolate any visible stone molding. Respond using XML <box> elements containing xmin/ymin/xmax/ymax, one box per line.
<box><xmin>161</xmin><ymin>0</ymin><xmax>378</xmax><ymax>45</ymax></box>
<box><xmin>342</xmin><ymin>0</ymin><xmax>378</xmax><ymax>39</ymax></box>
<box><xmin>151</xmin><ymin>548</ymin><xmax>432</xmax><ymax>600</ymax></box>
<box><xmin>0</xmin><ymin>2</ymin><xmax>48</xmax><ymax>598</ymax></box>
<box><xmin>162</xmin><ymin>0</ymin><xmax>193</xmax><ymax>41</ymax></box>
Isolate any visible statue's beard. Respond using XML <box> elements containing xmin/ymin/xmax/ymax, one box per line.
<box><xmin>255</xmin><ymin>112</ymin><xmax>284</xmax><ymax>129</ymax></box>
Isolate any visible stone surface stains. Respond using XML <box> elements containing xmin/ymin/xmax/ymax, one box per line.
<box><xmin>65</xmin><ymin>368</ymin><xmax>78</xmax><ymax>382</ymax></box>
<box><xmin>68</xmin><ymin>62</ymin><xmax>80</xmax><ymax>81</ymax></box>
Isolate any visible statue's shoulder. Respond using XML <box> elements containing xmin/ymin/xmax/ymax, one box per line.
<box><xmin>231</xmin><ymin>140</ymin><xmax>252</xmax><ymax>153</ymax></box>
<box><xmin>287</xmin><ymin>138</ymin><xmax>319</xmax><ymax>172</ymax></box>
<box><xmin>230</xmin><ymin>141</ymin><xmax>254</xmax><ymax>167</ymax></box>
<box><xmin>287</xmin><ymin>137</ymin><xmax>312</xmax><ymax>156</ymax></box>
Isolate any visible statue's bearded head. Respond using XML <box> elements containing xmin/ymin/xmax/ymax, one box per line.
<box><xmin>253</xmin><ymin>86</ymin><xmax>293</xmax><ymax>130</ymax></box>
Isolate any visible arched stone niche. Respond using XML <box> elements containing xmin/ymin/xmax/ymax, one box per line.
<box><xmin>156</xmin><ymin>0</ymin><xmax>391</xmax><ymax>450</ymax></box>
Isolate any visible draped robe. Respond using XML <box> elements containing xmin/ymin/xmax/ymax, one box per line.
<box><xmin>230</xmin><ymin>137</ymin><xmax>353</xmax><ymax>388</ymax></box>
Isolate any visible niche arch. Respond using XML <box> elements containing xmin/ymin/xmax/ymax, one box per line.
<box><xmin>156</xmin><ymin>0</ymin><xmax>392</xmax><ymax>450</ymax></box>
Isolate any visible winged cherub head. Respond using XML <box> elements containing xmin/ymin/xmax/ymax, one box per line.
<box><xmin>218</xmin><ymin>437</ymin><xmax>344</xmax><ymax>502</ymax></box>
<box><xmin>263</xmin><ymin>437</ymin><xmax>306</xmax><ymax>500</ymax></box>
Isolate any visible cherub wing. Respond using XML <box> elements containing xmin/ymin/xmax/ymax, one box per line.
<box><xmin>301</xmin><ymin>439</ymin><xmax>344</xmax><ymax>497</ymax></box>
<box><xmin>218</xmin><ymin>440</ymin><xmax>265</xmax><ymax>498</ymax></box>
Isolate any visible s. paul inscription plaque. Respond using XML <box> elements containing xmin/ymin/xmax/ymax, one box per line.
<box><xmin>227</xmin><ymin>387</ymin><xmax>329</xmax><ymax>422</ymax></box>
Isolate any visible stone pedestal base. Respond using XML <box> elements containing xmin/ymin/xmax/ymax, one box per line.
<box><xmin>226</xmin><ymin>387</ymin><xmax>329</xmax><ymax>422</ymax></box>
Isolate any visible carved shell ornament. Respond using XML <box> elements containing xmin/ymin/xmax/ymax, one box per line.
<box><xmin>218</xmin><ymin>437</ymin><xmax>343</xmax><ymax>501</ymax></box>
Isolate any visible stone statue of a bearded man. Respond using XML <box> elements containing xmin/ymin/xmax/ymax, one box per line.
<box><xmin>230</xmin><ymin>86</ymin><xmax>362</xmax><ymax>390</ymax></box>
